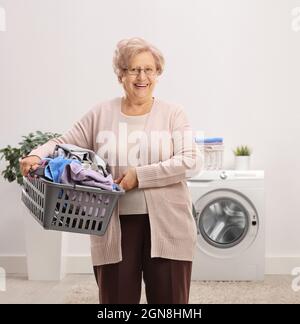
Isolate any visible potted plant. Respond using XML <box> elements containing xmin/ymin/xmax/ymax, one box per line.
<box><xmin>0</xmin><ymin>131</ymin><xmax>65</xmax><ymax>281</ymax></box>
<box><xmin>233</xmin><ymin>145</ymin><xmax>252</xmax><ymax>170</ymax></box>
<box><xmin>0</xmin><ymin>131</ymin><xmax>60</xmax><ymax>184</ymax></box>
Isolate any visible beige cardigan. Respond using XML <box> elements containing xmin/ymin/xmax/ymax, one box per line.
<box><xmin>30</xmin><ymin>97</ymin><xmax>203</xmax><ymax>265</ymax></box>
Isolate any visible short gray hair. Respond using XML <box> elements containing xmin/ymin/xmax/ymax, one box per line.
<box><xmin>113</xmin><ymin>37</ymin><xmax>165</xmax><ymax>83</ymax></box>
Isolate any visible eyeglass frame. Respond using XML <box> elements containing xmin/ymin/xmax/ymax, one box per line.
<box><xmin>123</xmin><ymin>66</ymin><xmax>157</xmax><ymax>77</ymax></box>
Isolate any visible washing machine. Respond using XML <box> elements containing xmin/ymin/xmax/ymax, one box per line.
<box><xmin>187</xmin><ymin>170</ymin><xmax>265</xmax><ymax>281</ymax></box>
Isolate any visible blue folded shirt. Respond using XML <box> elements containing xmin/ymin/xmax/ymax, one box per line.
<box><xmin>195</xmin><ymin>137</ymin><xmax>223</xmax><ymax>144</ymax></box>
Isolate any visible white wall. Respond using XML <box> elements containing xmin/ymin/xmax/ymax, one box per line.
<box><xmin>0</xmin><ymin>0</ymin><xmax>299</xmax><ymax>273</ymax></box>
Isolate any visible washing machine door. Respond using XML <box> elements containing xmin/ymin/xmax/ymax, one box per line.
<box><xmin>193</xmin><ymin>189</ymin><xmax>259</xmax><ymax>256</ymax></box>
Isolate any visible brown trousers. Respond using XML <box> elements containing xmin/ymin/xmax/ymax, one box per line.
<box><xmin>93</xmin><ymin>214</ymin><xmax>192</xmax><ymax>304</ymax></box>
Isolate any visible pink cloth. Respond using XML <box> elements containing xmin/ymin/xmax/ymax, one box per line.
<box><xmin>61</xmin><ymin>161</ymin><xmax>114</xmax><ymax>191</ymax></box>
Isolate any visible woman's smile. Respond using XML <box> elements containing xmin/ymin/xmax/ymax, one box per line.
<box><xmin>134</xmin><ymin>83</ymin><xmax>149</xmax><ymax>89</ymax></box>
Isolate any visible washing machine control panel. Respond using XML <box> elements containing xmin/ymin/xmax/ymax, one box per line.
<box><xmin>189</xmin><ymin>170</ymin><xmax>264</xmax><ymax>181</ymax></box>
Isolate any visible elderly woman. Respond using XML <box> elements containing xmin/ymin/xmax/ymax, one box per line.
<box><xmin>20</xmin><ymin>38</ymin><xmax>202</xmax><ymax>304</ymax></box>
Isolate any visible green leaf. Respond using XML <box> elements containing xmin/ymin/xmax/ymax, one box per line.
<box><xmin>0</xmin><ymin>130</ymin><xmax>61</xmax><ymax>185</ymax></box>
<box><xmin>233</xmin><ymin>145</ymin><xmax>252</xmax><ymax>156</ymax></box>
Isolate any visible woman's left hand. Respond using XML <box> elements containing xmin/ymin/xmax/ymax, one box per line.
<box><xmin>114</xmin><ymin>167</ymin><xmax>138</xmax><ymax>191</ymax></box>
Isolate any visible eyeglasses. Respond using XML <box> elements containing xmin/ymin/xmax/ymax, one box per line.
<box><xmin>124</xmin><ymin>67</ymin><xmax>156</xmax><ymax>77</ymax></box>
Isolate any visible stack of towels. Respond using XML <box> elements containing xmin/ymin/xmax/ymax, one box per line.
<box><xmin>194</xmin><ymin>137</ymin><xmax>224</xmax><ymax>170</ymax></box>
<box><xmin>195</xmin><ymin>137</ymin><xmax>224</xmax><ymax>147</ymax></box>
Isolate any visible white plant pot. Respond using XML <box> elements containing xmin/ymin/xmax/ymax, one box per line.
<box><xmin>235</xmin><ymin>156</ymin><xmax>250</xmax><ymax>170</ymax></box>
<box><xmin>23</xmin><ymin>206</ymin><xmax>65</xmax><ymax>281</ymax></box>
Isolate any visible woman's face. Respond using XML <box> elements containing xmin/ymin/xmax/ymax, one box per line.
<box><xmin>122</xmin><ymin>51</ymin><xmax>157</xmax><ymax>103</ymax></box>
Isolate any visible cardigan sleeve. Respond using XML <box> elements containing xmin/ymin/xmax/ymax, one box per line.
<box><xmin>29</xmin><ymin>109</ymin><xmax>95</xmax><ymax>159</ymax></box>
<box><xmin>135</xmin><ymin>106</ymin><xmax>203</xmax><ymax>188</ymax></box>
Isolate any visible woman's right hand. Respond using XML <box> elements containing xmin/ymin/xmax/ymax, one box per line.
<box><xmin>19</xmin><ymin>155</ymin><xmax>41</xmax><ymax>177</ymax></box>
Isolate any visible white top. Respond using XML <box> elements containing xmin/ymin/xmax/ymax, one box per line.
<box><xmin>118</xmin><ymin>111</ymin><xmax>150</xmax><ymax>215</ymax></box>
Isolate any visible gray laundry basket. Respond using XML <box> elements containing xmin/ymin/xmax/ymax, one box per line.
<box><xmin>21</xmin><ymin>176</ymin><xmax>124</xmax><ymax>236</ymax></box>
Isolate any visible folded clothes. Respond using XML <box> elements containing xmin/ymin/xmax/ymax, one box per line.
<box><xmin>60</xmin><ymin>161</ymin><xmax>116</xmax><ymax>191</ymax></box>
<box><xmin>195</xmin><ymin>137</ymin><xmax>223</xmax><ymax>144</ymax></box>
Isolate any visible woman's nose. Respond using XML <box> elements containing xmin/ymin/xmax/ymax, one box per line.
<box><xmin>136</xmin><ymin>71</ymin><xmax>147</xmax><ymax>80</ymax></box>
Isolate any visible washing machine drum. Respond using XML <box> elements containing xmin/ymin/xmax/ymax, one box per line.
<box><xmin>193</xmin><ymin>189</ymin><xmax>258</xmax><ymax>249</ymax></box>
